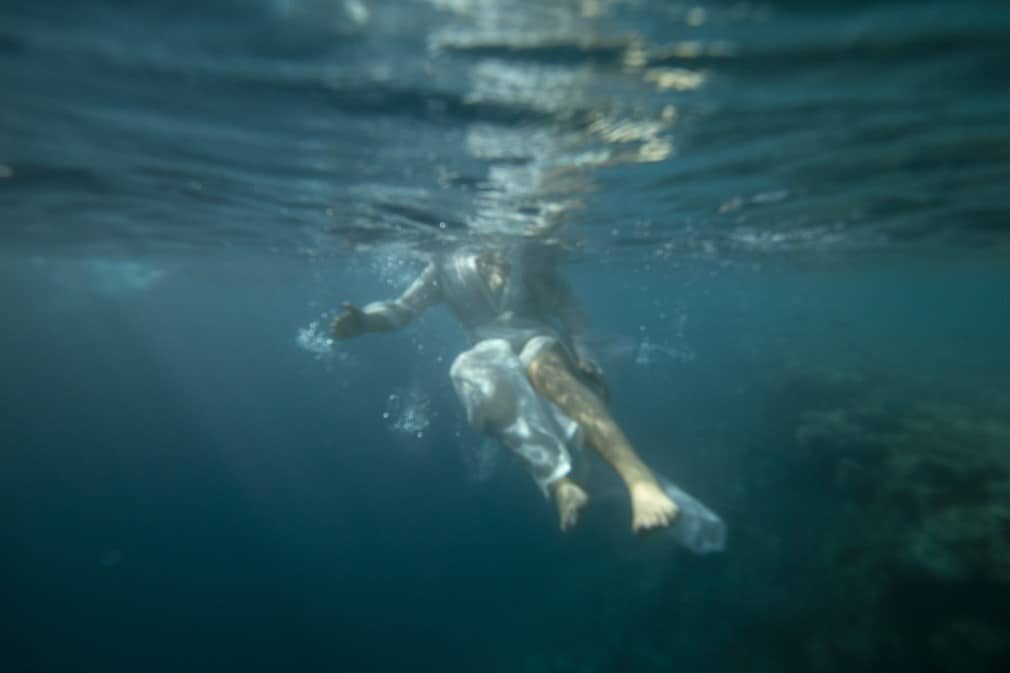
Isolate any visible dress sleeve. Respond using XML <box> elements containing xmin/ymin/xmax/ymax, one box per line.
<box><xmin>361</xmin><ymin>262</ymin><xmax>442</xmax><ymax>331</ymax></box>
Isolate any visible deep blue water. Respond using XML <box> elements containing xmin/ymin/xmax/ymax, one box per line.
<box><xmin>3</xmin><ymin>2</ymin><xmax>1010</xmax><ymax>673</ymax></box>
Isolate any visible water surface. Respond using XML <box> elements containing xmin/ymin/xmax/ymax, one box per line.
<box><xmin>3</xmin><ymin>1</ymin><xmax>1009</xmax><ymax>672</ymax></box>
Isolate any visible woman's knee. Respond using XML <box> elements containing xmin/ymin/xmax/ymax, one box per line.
<box><xmin>450</xmin><ymin>339</ymin><xmax>520</xmax><ymax>429</ymax></box>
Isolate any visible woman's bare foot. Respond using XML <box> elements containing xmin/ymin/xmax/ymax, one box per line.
<box><xmin>550</xmin><ymin>478</ymin><xmax>589</xmax><ymax>532</ymax></box>
<box><xmin>629</xmin><ymin>480</ymin><xmax>679</xmax><ymax>532</ymax></box>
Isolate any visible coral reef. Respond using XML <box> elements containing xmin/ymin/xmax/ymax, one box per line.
<box><xmin>796</xmin><ymin>383</ymin><xmax>1010</xmax><ymax>584</ymax></box>
<box><xmin>791</xmin><ymin>369</ymin><xmax>1010</xmax><ymax>672</ymax></box>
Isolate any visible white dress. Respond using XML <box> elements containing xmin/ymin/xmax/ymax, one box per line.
<box><xmin>358</xmin><ymin>246</ymin><xmax>728</xmax><ymax>553</ymax></box>
<box><xmin>361</xmin><ymin>245</ymin><xmax>585</xmax><ymax>492</ymax></box>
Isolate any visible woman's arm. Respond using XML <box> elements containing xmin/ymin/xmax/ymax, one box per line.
<box><xmin>332</xmin><ymin>262</ymin><xmax>441</xmax><ymax>339</ymax></box>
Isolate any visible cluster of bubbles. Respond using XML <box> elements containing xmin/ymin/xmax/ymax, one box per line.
<box><xmin>383</xmin><ymin>387</ymin><xmax>432</xmax><ymax>440</ymax></box>
<box><xmin>296</xmin><ymin>320</ymin><xmax>335</xmax><ymax>360</ymax></box>
<box><xmin>633</xmin><ymin>337</ymin><xmax>695</xmax><ymax>366</ymax></box>
<box><xmin>601</xmin><ymin>310</ymin><xmax>695</xmax><ymax>367</ymax></box>
<box><xmin>369</xmin><ymin>245</ymin><xmax>426</xmax><ymax>291</ymax></box>
<box><xmin>634</xmin><ymin>309</ymin><xmax>695</xmax><ymax>364</ymax></box>
<box><xmin>295</xmin><ymin>319</ymin><xmax>359</xmax><ymax>375</ymax></box>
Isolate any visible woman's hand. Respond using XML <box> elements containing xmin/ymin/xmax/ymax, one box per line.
<box><xmin>574</xmin><ymin>350</ymin><xmax>609</xmax><ymax>403</ymax></box>
<box><xmin>331</xmin><ymin>302</ymin><xmax>367</xmax><ymax>340</ymax></box>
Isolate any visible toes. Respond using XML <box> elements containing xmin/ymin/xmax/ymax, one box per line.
<box><xmin>633</xmin><ymin>517</ymin><xmax>653</xmax><ymax>533</ymax></box>
<box><xmin>632</xmin><ymin>508</ymin><xmax>676</xmax><ymax>533</ymax></box>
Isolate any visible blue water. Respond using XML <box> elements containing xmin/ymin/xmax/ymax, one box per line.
<box><xmin>3</xmin><ymin>1</ymin><xmax>1010</xmax><ymax>672</ymax></box>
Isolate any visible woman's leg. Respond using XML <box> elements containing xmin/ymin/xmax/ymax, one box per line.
<box><xmin>450</xmin><ymin>339</ymin><xmax>589</xmax><ymax>530</ymax></box>
<box><xmin>525</xmin><ymin>344</ymin><xmax>678</xmax><ymax>532</ymax></box>
<box><xmin>548</xmin><ymin>477</ymin><xmax>589</xmax><ymax>532</ymax></box>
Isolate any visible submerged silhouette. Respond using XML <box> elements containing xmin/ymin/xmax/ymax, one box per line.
<box><xmin>333</xmin><ymin>240</ymin><xmax>724</xmax><ymax>550</ymax></box>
